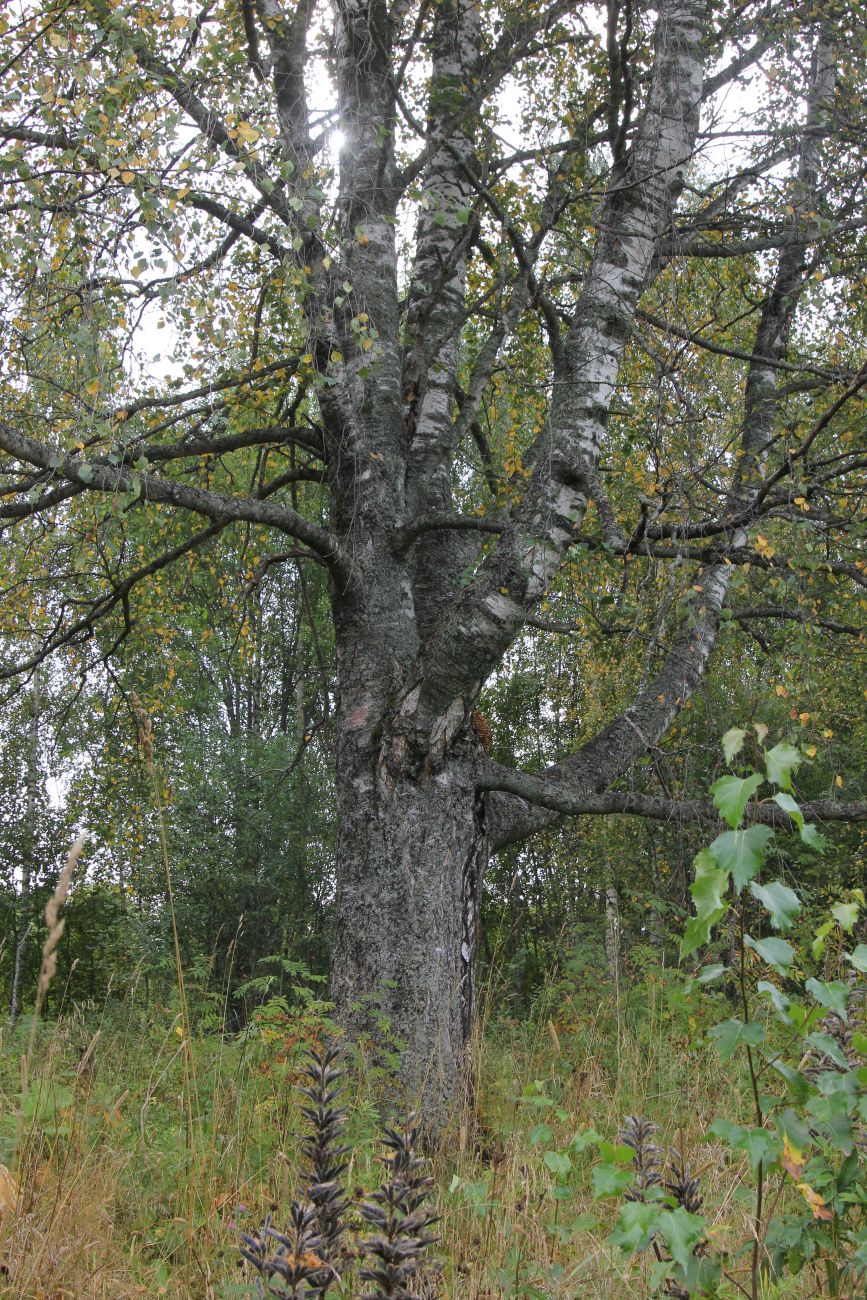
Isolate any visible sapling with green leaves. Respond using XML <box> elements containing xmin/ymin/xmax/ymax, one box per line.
<box><xmin>595</xmin><ymin>727</ymin><xmax>866</xmax><ymax>1299</ymax></box>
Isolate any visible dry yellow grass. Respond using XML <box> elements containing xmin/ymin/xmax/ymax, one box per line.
<box><xmin>0</xmin><ymin>1162</ymin><xmax>18</xmax><ymax>1217</ymax></box>
<box><xmin>0</xmin><ymin>968</ymin><xmax>845</xmax><ymax>1298</ymax></box>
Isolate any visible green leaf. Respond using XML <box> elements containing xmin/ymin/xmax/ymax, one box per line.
<box><xmin>77</xmin><ymin>462</ymin><xmax>93</xmax><ymax>483</ymax></box>
<box><xmin>777</xmin><ymin>1108</ymin><xmax>812</xmax><ymax>1153</ymax></box>
<box><xmin>592</xmin><ymin>1163</ymin><xmax>634</xmax><ymax>1198</ymax></box>
<box><xmin>765</xmin><ymin>741</ymin><xmax>802</xmax><ymax>791</ymax></box>
<box><xmin>772</xmin><ymin>790</ymin><xmax>803</xmax><ymax>830</ymax></box>
<box><xmin>771</xmin><ymin>1060</ymin><xmax>811</xmax><ymax>1103</ymax></box>
<box><xmin>707</xmin><ymin>1117</ymin><xmax>744</xmax><ymax>1145</ymax></box>
<box><xmin>609</xmin><ymin>1200</ymin><xmax>660</xmax><ymax>1252</ymax></box>
<box><xmin>805</xmin><ymin>978</ymin><xmax>850</xmax><ymax>1019</ymax></box>
<box><xmin>750</xmin><ymin>879</ymin><xmax>801</xmax><ymax>931</ymax></box>
<box><xmin>799</xmin><ymin>821</ymin><xmax>825</xmax><ymax>852</ymax></box>
<box><xmin>709</xmin><ymin>772</ymin><xmax>763</xmax><ymax>829</ymax></box>
<box><xmin>708</xmin><ymin>1119</ymin><xmax>781</xmax><ymax>1171</ymax></box>
<box><xmin>743</xmin><ymin>933</ymin><xmax>795</xmax><ymax>974</ymax></box>
<box><xmin>832</xmin><ymin>902</ymin><xmax>859</xmax><ymax>933</ymax></box>
<box><xmin>681</xmin><ymin>850</ymin><xmax>730</xmax><ymax>957</ymax></box>
<box><xmin>661</xmin><ymin>1208</ymin><xmax>706</xmax><ymax>1274</ymax></box>
<box><xmin>757</xmin><ymin>979</ymin><xmax>796</xmax><ymax>1025</ymax></box>
<box><xmin>709</xmin><ymin>824</ymin><xmax>774</xmax><ymax>890</ymax></box>
<box><xmin>722</xmin><ymin>727</ymin><xmax>746</xmax><ymax>763</ymax></box>
<box><xmin>847</xmin><ymin>944</ymin><xmax>867</xmax><ymax>973</ymax></box>
<box><xmin>708</xmin><ymin>1018</ymin><xmax>766</xmax><ymax>1063</ymax></box>
<box><xmin>568</xmin><ymin>1212</ymin><xmax>597</xmax><ymax>1231</ymax></box>
<box><xmin>568</xmin><ymin>1128</ymin><xmax>601</xmax><ymax>1153</ymax></box>
<box><xmin>740</xmin><ymin>1129</ymin><xmax>783</xmax><ymax>1171</ymax></box>
<box><xmin>697</xmin><ymin>963</ymin><xmax>726</xmax><ymax>984</ymax></box>
<box><xmin>805</xmin><ymin>1032</ymin><xmax>848</xmax><ymax>1069</ymax></box>
<box><xmin>596</xmin><ymin>1140</ymin><xmax>636</xmax><ymax>1165</ymax></box>
<box><xmin>543</xmin><ymin>1150</ymin><xmax>572</xmax><ymax>1178</ymax></box>
<box><xmin>773</xmin><ymin>792</ymin><xmax>825</xmax><ymax>850</ymax></box>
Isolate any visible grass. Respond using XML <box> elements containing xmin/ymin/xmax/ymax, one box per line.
<box><xmin>0</xmin><ymin>961</ymin><xmax>802</xmax><ymax>1300</ymax></box>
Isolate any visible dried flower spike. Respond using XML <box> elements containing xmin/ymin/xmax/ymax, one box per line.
<box><xmin>359</xmin><ymin>1114</ymin><xmax>439</xmax><ymax>1299</ymax></box>
<box><xmin>618</xmin><ymin>1115</ymin><xmax>663</xmax><ymax>1201</ymax></box>
<box><xmin>241</xmin><ymin>1203</ymin><xmax>334</xmax><ymax>1299</ymax></box>
<box><xmin>300</xmin><ymin>1046</ymin><xmax>350</xmax><ymax>1290</ymax></box>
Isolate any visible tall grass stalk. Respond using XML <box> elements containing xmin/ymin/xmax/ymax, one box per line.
<box><xmin>20</xmin><ymin>833</ymin><xmax>86</xmax><ymax>1114</ymax></box>
<box><xmin>131</xmin><ymin>692</ymin><xmax>200</xmax><ymax>1284</ymax></box>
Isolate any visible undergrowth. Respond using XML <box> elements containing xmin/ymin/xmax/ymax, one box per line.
<box><xmin>1</xmin><ymin>730</ymin><xmax>864</xmax><ymax>1297</ymax></box>
<box><xmin>0</xmin><ymin>954</ymin><xmax>837</xmax><ymax>1299</ymax></box>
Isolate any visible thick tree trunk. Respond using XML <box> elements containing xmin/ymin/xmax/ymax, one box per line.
<box><xmin>331</xmin><ymin>740</ymin><xmax>487</xmax><ymax>1123</ymax></box>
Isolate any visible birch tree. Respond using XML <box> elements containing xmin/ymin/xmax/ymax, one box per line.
<box><xmin>1</xmin><ymin>0</ymin><xmax>866</xmax><ymax>1118</ymax></box>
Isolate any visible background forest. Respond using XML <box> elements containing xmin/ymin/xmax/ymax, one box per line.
<box><xmin>1</xmin><ymin>537</ymin><xmax>865</xmax><ymax>1020</ymax></box>
<box><xmin>1</xmin><ymin>0</ymin><xmax>867</xmax><ymax>1294</ymax></box>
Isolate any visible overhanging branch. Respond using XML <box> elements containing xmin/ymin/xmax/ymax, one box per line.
<box><xmin>0</xmin><ymin>424</ymin><xmax>348</xmax><ymax>578</ymax></box>
<box><xmin>480</xmin><ymin>759</ymin><xmax>867</xmax><ymax>849</ymax></box>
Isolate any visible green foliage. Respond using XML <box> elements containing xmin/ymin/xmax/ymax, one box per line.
<box><xmin>597</xmin><ymin>729</ymin><xmax>867</xmax><ymax>1298</ymax></box>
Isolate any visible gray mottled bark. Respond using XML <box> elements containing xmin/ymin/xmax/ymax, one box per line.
<box><xmin>330</xmin><ymin>739</ymin><xmax>488</xmax><ymax>1119</ymax></box>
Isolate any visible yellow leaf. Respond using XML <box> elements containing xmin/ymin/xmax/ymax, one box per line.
<box><xmin>782</xmin><ymin>1134</ymin><xmax>806</xmax><ymax>1180</ymax></box>
<box><xmin>835</xmin><ymin>775</ymin><xmax>843</xmax><ymax>788</ymax></box>
<box><xmin>796</xmin><ymin>1182</ymin><xmax>833</xmax><ymax>1221</ymax></box>
<box><xmin>806</xmin><ymin>745</ymin><xmax>817</xmax><ymax>757</ymax></box>
<box><xmin>235</xmin><ymin>121</ymin><xmax>260</xmax><ymax>144</ymax></box>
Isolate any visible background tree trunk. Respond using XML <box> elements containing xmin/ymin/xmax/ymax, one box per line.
<box><xmin>8</xmin><ymin>674</ymin><xmax>39</xmax><ymax>1028</ymax></box>
<box><xmin>604</xmin><ymin>881</ymin><xmax>622</xmax><ymax>991</ymax></box>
